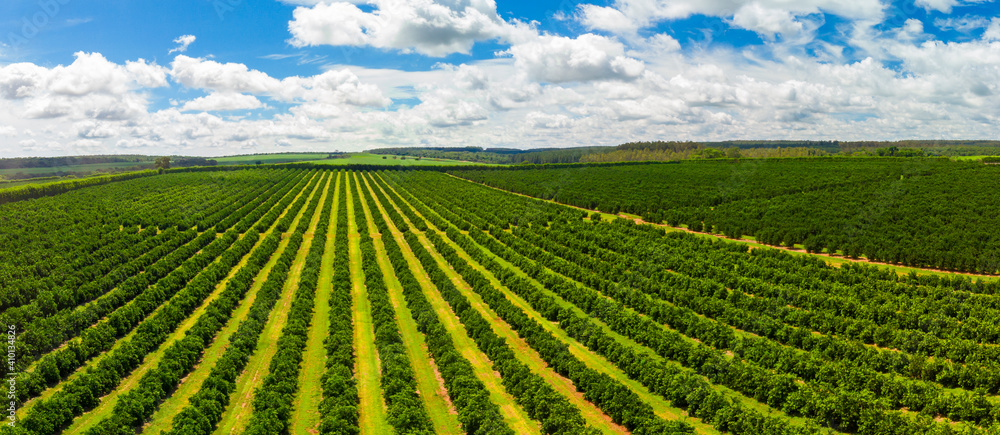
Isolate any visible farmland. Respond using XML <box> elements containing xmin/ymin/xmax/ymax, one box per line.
<box><xmin>453</xmin><ymin>159</ymin><xmax>1000</xmax><ymax>273</ymax></box>
<box><xmin>1</xmin><ymin>164</ymin><xmax>999</xmax><ymax>435</ymax></box>
<box><xmin>305</xmin><ymin>153</ymin><xmax>491</xmax><ymax>166</ymax></box>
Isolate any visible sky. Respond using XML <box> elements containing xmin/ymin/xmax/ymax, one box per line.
<box><xmin>0</xmin><ymin>0</ymin><xmax>998</xmax><ymax>157</ymax></box>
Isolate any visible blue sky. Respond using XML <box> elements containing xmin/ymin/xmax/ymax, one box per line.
<box><xmin>0</xmin><ymin>0</ymin><xmax>998</xmax><ymax>157</ymax></box>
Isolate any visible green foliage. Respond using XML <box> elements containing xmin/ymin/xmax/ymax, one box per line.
<box><xmin>369</xmin><ymin>146</ymin><xmax>611</xmax><ymax>164</ymax></box>
<box><xmin>352</xmin><ymin>173</ymin><xmax>435</xmax><ymax>434</ymax></box>
<box><xmin>386</xmin><ymin>171</ymin><xmax>1000</xmax><ymax>434</ymax></box>
<box><xmin>360</xmin><ymin>172</ymin><xmax>515</xmax><ymax>435</ymax></box>
<box><xmin>870</xmin><ymin>146</ymin><xmax>926</xmax><ymax>157</ymax></box>
<box><xmin>155</xmin><ymin>156</ymin><xmax>172</xmax><ymax>170</ymax></box>
<box><xmin>453</xmin><ymin>159</ymin><xmax>1000</xmax><ymax>273</ymax></box>
<box><xmin>9</xmin><ymin>166</ymin><xmax>1000</xmax><ymax>435</ymax></box>
<box><xmin>320</xmin><ymin>174</ymin><xmax>360</xmax><ymax>435</ymax></box>
<box><xmin>0</xmin><ymin>170</ymin><xmax>157</xmax><ymax>204</ymax></box>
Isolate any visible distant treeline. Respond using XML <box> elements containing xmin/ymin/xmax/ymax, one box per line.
<box><xmin>369</xmin><ymin>146</ymin><xmax>611</xmax><ymax>164</ymax></box>
<box><xmin>611</xmin><ymin>140</ymin><xmax>1000</xmax><ymax>156</ymax></box>
<box><xmin>0</xmin><ymin>155</ymin><xmax>218</xmax><ymax>171</ymax></box>
<box><xmin>616</xmin><ymin>140</ymin><xmax>843</xmax><ymax>153</ymax></box>
<box><xmin>212</xmin><ymin>151</ymin><xmax>340</xmax><ymax>158</ymax></box>
<box><xmin>370</xmin><ymin>140</ymin><xmax>1000</xmax><ymax>165</ymax></box>
<box><xmin>0</xmin><ymin>155</ymin><xmax>152</xmax><ymax>170</ymax></box>
<box><xmin>583</xmin><ymin>140</ymin><xmax>1000</xmax><ymax>163</ymax></box>
<box><xmin>0</xmin><ymin>156</ymin><xmax>217</xmax><ymax>181</ymax></box>
<box><xmin>581</xmin><ymin>146</ymin><xmax>827</xmax><ymax>163</ymax></box>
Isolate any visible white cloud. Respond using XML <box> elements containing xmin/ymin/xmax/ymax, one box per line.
<box><xmin>501</xmin><ymin>34</ymin><xmax>645</xmax><ymax>83</ymax></box>
<box><xmin>18</xmin><ymin>139</ymin><xmax>39</xmax><ymax>151</ymax></box>
<box><xmin>935</xmin><ymin>16</ymin><xmax>989</xmax><ymax>33</ymax></box>
<box><xmin>8</xmin><ymin>10</ymin><xmax>1000</xmax><ymax>159</ymax></box>
<box><xmin>730</xmin><ymin>3</ymin><xmax>803</xmax><ymax>38</ymax></box>
<box><xmin>126</xmin><ymin>60</ymin><xmax>170</xmax><ymax>88</ymax></box>
<box><xmin>287</xmin><ymin>0</ymin><xmax>533</xmax><ymax>57</ymax></box>
<box><xmin>985</xmin><ymin>18</ymin><xmax>1000</xmax><ymax>41</ymax></box>
<box><xmin>915</xmin><ymin>0</ymin><xmax>959</xmax><ymax>13</ymax></box>
<box><xmin>578</xmin><ymin>5</ymin><xmax>638</xmax><ymax>34</ymax></box>
<box><xmin>182</xmin><ymin>93</ymin><xmax>264</xmax><ymax>112</ymax></box>
<box><xmin>415</xmin><ymin>94</ymin><xmax>489</xmax><ymax>127</ymax></box>
<box><xmin>47</xmin><ymin>53</ymin><xmax>145</xmax><ymax>96</ymax></box>
<box><xmin>575</xmin><ymin>0</ymin><xmax>884</xmax><ymax>39</ymax></box>
<box><xmin>169</xmin><ymin>35</ymin><xmax>196</xmax><ymax>54</ymax></box>
<box><xmin>0</xmin><ymin>52</ymin><xmax>166</xmax><ymax>124</ymax></box>
<box><xmin>75</xmin><ymin>120</ymin><xmax>118</xmax><ymax>139</ymax></box>
<box><xmin>170</xmin><ymin>56</ymin><xmax>389</xmax><ymax>107</ymax></box>
<box><xmin>171</xmin><ymin>55</ymin><xmax>279</xmax><ymax>95</ymax></box>
<box><xmin>526</xmin><ymin>111</ymin><xmax>573</xmax><ymax>129</ymax></box>
<box><xmin>0</xmin><ymin>63</ymin><xmax>48</xmax><ymax>99</ymax></box>
<box><xmin>897</xmin><ymin>19</ymin><xmax>925</xmax><ymax>41</ymax></box>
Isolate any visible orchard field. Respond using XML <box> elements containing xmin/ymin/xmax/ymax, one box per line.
<box><xmin>453</xmin><ymin>159</ymin><xmax>1000</xmax><ymax>273</ymax></box>
<box><xmin>2</xmin><ymin>166</ymin><xmax>1000</xmax><ymax>435</ymax></box>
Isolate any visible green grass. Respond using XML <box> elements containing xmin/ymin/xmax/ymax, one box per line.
<box><xmin>306</xmin><ymin>153</ymin><xmax>495</xmax><ymax>166</ymax></box>
<box><xmin>289</xmin><ymin>172</ymin><xmax>342</xmax><ymax>435</ymax></box>
<box><xmin>355</xmin><ymin>173</ymin><xmax>464</xmax><ymax>435</ymax></box>
<box><xmin>369</xmin><ymin>175</ymin><xmax>541</xmax><ymax>435</ymax></box>
<box><xmin>345</xmin><ymin>174</ymin><xmax>392</xmax><ymax>435</ymax></box>
<box><xmin>214</xmin><ymin>153</ymin><xmax>331</xmax><ymax>165</ymax></box>
<box><xmin>214</xmin><ymin>173</ymin><xmax>331</xmax><ymax>435</ymax></box>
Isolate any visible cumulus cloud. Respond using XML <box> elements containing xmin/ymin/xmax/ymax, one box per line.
<box><xmin>171</xmin><ymin>55</ymin><xmax>278</xmax><ymax>95</ymax></box>
<box><xmin>578</xmin><ymin>5</ymin><xmax>638</xmax><ymax>34</ymax></box>
<box><xmin>288</xmin><ymin>0</ymin><xmax>532</xmax><ymax>57</ymax></box>
<box><xmin>181</xmin><ymin>93</ymin><xmax>264</xmax><ymax>112</ymax></box>
<box><xmin>169</xmin><ymin>35</ymin><xmax>196</xmax><ymax>54</ymax></box>
<box><xmin>526</xmin><ymin>111</ymin><xmax>573</xmax><ymax>129</ymax></box>
<box><xmin>75</xmin><ymin>120</ymin><xmax>118</xmax><ymax>139</ymax></box>
<box><xmin>502</xmin><ymin>34</ymin><xmax>644</xmax><ymax>83</ymax></box>
<box><xmin>985</xmin><ymin>18</ymin><xmax>1000</xmax><ymax>41</ymax></box>
<box><xmin>0</xmin><ymin>52</ymin><xmax>166</xmax><ymax>124</ymax></box>
<box><xmin>574</xmin><ymin>0</ymin><xmax>883</xmax><ymax>39</ymax></box>
<box><xmin>915</xmin><ymin>0</ymin><xmax>959</xmax><ymax>13</ymax></box>
<box><xmin>0</xmin><ymin>63</ymin><xmax>48</xmax><ymax>99</ymax></box>
<box><xmin>730</xmin><ymin>3</ymin><xmax>804</xmax><ymax>38</ymax></box>
<box><xmin>935</xmin><ymin>16</ymin><xmax>990</xmax><ymax>33</ymax></box>
<box><xmin>170</xmin><ymin>56</ymin><xmax>389</xmax><ymax>107</ymax></box>
<box><xmin>8</xmin><ymin>1</ymin><xmax>1000</xmax><ymax>160</ymax></box>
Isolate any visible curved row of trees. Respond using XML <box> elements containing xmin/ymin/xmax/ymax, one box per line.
<box><xmin>387</xmin><ymin>170</ymin><xmax>1000</xmax><ymax>434</ymax></box>
<box><xmin>378</xmin><ymin>173</ymin><xmax>694</xmax><ymax>434</ymax></box>
<box><xmin>452</xmin><ymin>159</ymin><xmax>1000</xmax><ymax>273</ymax></box>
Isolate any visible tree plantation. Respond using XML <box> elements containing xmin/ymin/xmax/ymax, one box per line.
<box><xmin>453</xmin><ymin>159</ymin><xmax>1000</xmax><ymax>274</ymax></box>
<box><xmin>2</xmin><ymin>164</ymin><xmax>999</xmax><ymax>435</ymax></box>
